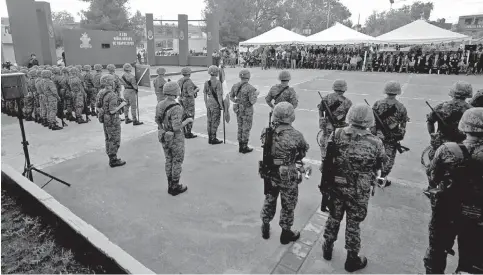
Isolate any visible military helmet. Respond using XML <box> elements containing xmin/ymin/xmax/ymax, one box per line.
<box><xmin>83</xmin><ymin>65</ymin><xmax>92</xmax><ymax>71</ymax></box>
<box><xmin>75</xmin><ymin>65</ymin><xmax>83</xmax><ymax>71</ymax></box>
<box><xmin>332</xmin><ymin>79</ymin><xmax>348</xmax><ymax>92</ymax></box>
<box><xmin>52</xmin><ymin>67</ymin><xmax>61</xmax><ymax>74</ymax></box>
<box><xmin>470</xmin><ymin>90</ymin><xmax>483</xmax><ymax>108</ymax></box>
<box><xmin>449</xmin><ymin>81</ymin><xmax>473</xmax><ymax>99</ymax></box>
<box><xmin>61</xmin><ymin>67</ymin><xmax>69</xmax><ymax>74</ymax></box>
<box><xmin>156</xmin><ymin>67</ymin><xmax>166</xmax><ymax>75</ymax></box>
<box><xmin>346</xmin><ymin>104</ymin><xmax>375</xmax><ymax>128</ymax></box>
<box><xmin>458</xmin><ymin>107</ymin><xmax>483</xmax><ymax>133</ymax></box>
<box><xmin>208</xmin><ymin>65</ymin><xmax>219</xmax><ymax>76</ymax></box>
<box><xmin>27</xmin><ymin>70</ymin><xmax>37</xmax><ymax>77</ymax></box>
<box><xmin>239</xmin><ymin>69</ymin><xmax>250</xmax><ymax>79</ymax></box>
<box><xmin>123</xmin><ymin>63</ymin><xmax>132</xmax><ymax>71</ymax></box>
<box><xmin>10</xmin><ymin>68</ymin><xmax>18</xmax><ymax>73</ymax></box>
<box><xmin>384</xmin><ymin>80</ymin><xmax>401</xmax><ymax>95</ymax></box>
<box><xmin>70</xmin><ymin>68</ymin><xmax>79</xmax><ymax>75</ymax></box>
<box><xmin>36</xmin><ymin>70</ymin><xmax>42</xmax><ymax>77</ymax></box>
<box><xmin>100</xmin><ymin>74</ymin><xmax>115</xmax><ymax>87</ymax></box>
<box><xmin>20</xmin><ymin>69</ymin><xmax>28</xmax><ymax>74</ymax></box>
<box><xmin>107</xmin><ymin>64</ymin><xmax>116</xmax><ymax>72</ymax></box>
<box><xmin>273</xmin><ymin>102</ymin><xmax>295</xmax><ymax>124</ymax></box>
<box><xmin>41</xmin><ymin>70</ymin><xmax>52</xmax><ymax>78</ymax></box>
<box><xmin>181</xmin><ymin>67</ymin><xmax>192</xmax><ymax>76</ymax></box>
<box><xmin>278</xmin><ymin>70</ymin><xmax>291</xmax><ymax>81</ymax></box>
<box><xmin>163</xmin><ymin>81</ymin><xmax>180</xmax><ymax>96</ymax></box>
<box><xmin>94</xmin><ymin>64</ymin><xmax>103</xmax><ymax>71</ymax></box>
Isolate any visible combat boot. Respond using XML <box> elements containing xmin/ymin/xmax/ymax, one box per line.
<box><xmin>167</xmin><ymin>177</ymin><xmax>174</xmax><ymax>195</ymax></box>
<box><xmin>76</xmin><ymin>117</ymin><xmax>87</xmax><ymax>124</ymax></box>
<box><xmin>261</xmin><ymin>223</ymin><xmax>270</xmax><ymax>239</ymax></box>
<box><xmin>133</xmin><ymin>120</ymin><xmax>143</xmax><ymax>126</ymax></box>
<box><xmin>239</xmin><ymin>142</ymin><xmax>243</xmax><ymax>153</ymax></box>
<box><xmin>26</xmin><ymin>116</ymin><xmax>34</xmax><ymax>121</ymax></box>
<box><xmin>280</xmin><ymin>229</ymin><xmax>300</xmax><ymax>245</ymax></box>
<box><xmin>42</xmin><ymin>119</ymin><xmax>49</xmax><ymax>127</ymax></box>
<box><xmin>185</xmin><ymin>133</ymin><xmax>197</xmax><ymax>139</ymax></box>
<box><xmin>170</xmin><ymin>181</ymin><xmax>188</xmax><ymax>196</ymax></box>
<box><xmin>109</xmin><ymin>156</ymin><xmax>126</xmax><ymax>168</ymax></box>
<box><xmin>322</xmin><ymin>241</ymin><xmax>334</xmax><ymax>260</ymax></box>
<box><xmin>211</xmin><ymin>136</ymin><xmax>223</xmax><ymax>145</ymax></box>
<box><xmin>125</xmin><ymin>117</ymin><xmax>133</xmax><ymax>124</ymax></box>
<box><xmin>50</xmin><ymin>123</ymin><xmax>62</xmax><ymax>131</ymax></box>
<box><xmin>241</xmin><ymin>143</ymin><xmax>253</xmax><ymax>154</ymax></box>
<box><xmin>344</xmin><ymin>251</ymin><xmax>367</xmax><ymax>272</ymax></box>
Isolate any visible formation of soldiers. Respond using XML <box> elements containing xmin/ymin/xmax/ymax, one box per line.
<box><xmin>3</xmin><ymin>60</ymin><xmax>482</xmax><ymax>273</ymax></box>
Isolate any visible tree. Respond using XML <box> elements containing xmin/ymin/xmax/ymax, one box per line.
<box><xmin>52</xmin><ymin>11</ymin><xmax>75</xmax><ymax>48</ymax></box>
<box><xmin>80</xmin><ymin>0</ymin><xmax>131</xmax><ymax>31</ymax></box>
<box><xmin>129</xmin><ymin>10</ymin><xmax>145</xmax><ymax>46</ymax></box>
<box><xmin>364</xmin><ymin>1</ymin><xmax>434</xmax><ymax>37</ymax></box>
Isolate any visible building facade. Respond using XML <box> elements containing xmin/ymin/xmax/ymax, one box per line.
<box><xmin>457</xmin><ymin>14</ymin><xmax>483</xmax><ymax>38</ymax></box>
<box><xmin>1</xmin><ymin>17</ymin><xmax>16</xmax><ymax>64</ymax></box>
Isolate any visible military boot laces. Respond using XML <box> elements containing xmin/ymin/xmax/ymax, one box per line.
<box><xmin>261</xmin><ymin>223</ymin><xmax>270</xmax><ymax>239</ymax></box>
<box><xmin>50</xmin><ymin>123</ymin><xmax>62</xmax><ymax>131</ymax></box>
<box><xmin>280</xmin><ymin>229</ymin><xmax>300</xmax><ymax>245</ymax></box>
<box><xmin>133</xmin><ymin>120</ymin><xmax>143</xmax><ymax>126</ymax></box>
<box><xmin>344</xmin><ymin>251</ymin><xmax>368</xmax><ymax>272</ymax></box>
<box><xmin>170</xmin><ymin>182</ymin><xmax>188</xmax><ymax>196</ymax></box>
<box><xmin>322</xmin><ymin>241</ymin><xmax>334</xmax><ymax>260</ymax></box>
<box><xmin>125</xmin><ymin>118</ymin><xmax>133</xmax><ymax>124</ymax></box>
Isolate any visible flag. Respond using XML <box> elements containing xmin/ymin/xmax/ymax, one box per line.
<box><xmin>219</xmin><ymin>65</ymin><xmax>230</xmax><ymax>123</ymax></box>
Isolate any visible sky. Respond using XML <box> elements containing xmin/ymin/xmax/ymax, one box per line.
<box><xmin>1</xmin><ymin>0</ymin><xmax>483</xmax><ymax>25</ymax></box>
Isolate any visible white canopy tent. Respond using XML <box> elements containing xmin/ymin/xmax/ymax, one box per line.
<box><xmin>377</xmin><ymin>20</ymin><xmax>470</xmax><ymax>44</ymax></box>
<box><xmin>303</xmin><ymin>23</ymin><xmax>379</xmax><ymax>45</ymax></box>
<box><xmin>239</xmin><ymin>26</ymin><xmax>307</xmax><ymax>46</ymax></box>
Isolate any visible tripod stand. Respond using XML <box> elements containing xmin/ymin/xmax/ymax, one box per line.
<box><xmin>15</xmin><ymin>98</ymin><xmax>71</xmax><ymax>189</ymax></box>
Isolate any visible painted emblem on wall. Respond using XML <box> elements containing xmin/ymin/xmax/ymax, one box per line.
<box><xmin>207</xmin><ymin>31</ymin><xmax>212</xmax><ymax>41</ymax></box>
<box><xmin>80</xmin><ymin>32</ymin><xmax>92</xmax><ymax>49</ymax></box>
<box><xmin>48</xmin><ymin>25</ymin><xmax>54</xmax><ymax>38</ymax></box>
<box><xmin>147</xmin><ymin>30</ymin><xmax>153</xmax><ymax>40</ymax></box>
<box><xmin>179</xmin><ymin>30</ymin><xmax>185</xmax><ymax>41</ymax></box>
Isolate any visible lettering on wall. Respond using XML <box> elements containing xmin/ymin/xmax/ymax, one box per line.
<box><xmin>113</xmin><ymin>32</ymin><xmax>135</xmax><ymax>46</ymax></box>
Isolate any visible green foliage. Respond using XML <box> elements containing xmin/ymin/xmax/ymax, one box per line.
<box><xmin>363</xmin><ymin>1</ymin><xmax>434</xmax><ymax>37</ymax></box>
<box><xmin>52</xmin><ymin>11</ymin><xmax>75</xmax><ymax>49</ymax></box>
<box><xmin>129</xmin><ymin>10</ymin><xmax>145</xmax><ymax>46</ymax></box>
<box><xmin>80</xmin><ymin>0</ymin><xmax>131</xmax><ymax>31</ymax></box>
<box><xmin>203</xmin><ymin>0</ymin><xmax>351</xmax><ymax>45</ymax></box>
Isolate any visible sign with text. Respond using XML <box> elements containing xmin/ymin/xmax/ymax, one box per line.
<box><xmin>113</xmin><ymin>32</ymin><xmax>135</xmax><ymax>46</ymax></box>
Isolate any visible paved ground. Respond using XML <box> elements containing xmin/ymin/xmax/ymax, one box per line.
<box><xmin>2</xmin><ymin>68</ymin><xmax>482</xmax><ymax>273</ymax></box>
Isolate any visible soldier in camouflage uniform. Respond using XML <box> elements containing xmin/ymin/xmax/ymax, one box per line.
<box><xmin>61</xmin><ymin>67</ymin><xmax>75</xmax><ymax>121</ymax></box>
<box><xmin>265</xmin><ymin>70</ymin><xmax>298</xmax><ymax>110</ymax></box>
<box><xmin>426</xmin><ymin>81</ymin><xmax>473</xmax><ymax>160</ymax></box>
<box><xmin>371</xmin><ymin>81</ymin><xmax>409</xmax><ymax>186</ymax></box>
<box><xmin>203</xmin><ymin>65</ymin><xmax>224</xmax><ymax>145</ymax></box>
<box><xmin>97</xmin><ymin>74</ymin><xmax>126</xmax><ymax>168</ymax></box>
<box><xmin>321</xmin><ymin>104</ymin><xmax>385</xmax><ymax>272</ymax></box>
<box><xmin>52</xmin><ymin>67</ymin><xmax>65</xmax><ymax>123</ymax></box>
<box><xmin>40</xmin><ymin>70</ymin><xmax>62</xmax><ymax>130</ymax></box>
<box><xmin>260</xmin><ymin>102</ymin><xmax>309</xmax><ymax>244</ymax></box>
<box><xmin>76</xmin><ymin>65</ymin><xmax>84</xmax><ymax>83</ymax></box>
<box><xmin>83</xmin><ymin>65</ymin><xmax>96</xmax><ymax>116</ymax></box>
<box><xmin>106</xmin><ymin>64</ymin><xmax>124</xmax><ymax>121</ymax></box>
<box><xmin>92</xmin><ymin>64</ymin><xmax>103</xmax><ymax>112</ymax></box>
<box><xmin>470</xmin><ymin>88</ymin><xmax>483</xmax><ymax>108</ymax></box>
<box><xmin>35</xmin><ymin>69</ymin><xmax>49</xmax><ymax>127</ymax></box>
<box><xmin>230</xmin><ymin>69</ymin><xmax>259</xmax><ymax>153</ymax></box>
<box><xmin>424</xmin><ymin>108</ymin><xmax>483</xmax><ymax>274</ymax></box>
<box><xmin>153</xmin><ymin>67</ymin><xmax>167</xmax><ymax>102</ymax></box>
<box><xmin>23</xmin><ymin>70</ymin><xmax>36</xmax><ymax>121</ymax></box>
<box><xmin>121</xmin><ymin>63</ymin><xmax>143</xmax><ymax>125</ymax></box>
<box><xmin>178</xmin><ymin>67</ymin><xmax>199</xmax><ymax>139</ymax></box>
<box><xmin>155</xmin><ymin>81</ymin><xmax>192</xmax><ymax>196</ymax></box>
<box><xmin>68</xmin><ymin>68</ymin><xmax>87</xmax><ymax>124</ymax></box>
<box><xmin>318</xmin><ymin>79</ymin><xmax>353</xmax><ymax>170</ymax></box>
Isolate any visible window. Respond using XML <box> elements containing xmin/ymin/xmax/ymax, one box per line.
<box><xmin>474</xmin><ymin>18</ymin><xmax>479</xmax><ymax>25</ymax></box>
<box><xmin>102</xmin><ymin>43</ymin><xmax>110</xmax><ymax>49</ymax></box>
<box><xmin>465</xmin><ymin>18</ymin><xmax>473</xmax><ymax>25</ymax></box>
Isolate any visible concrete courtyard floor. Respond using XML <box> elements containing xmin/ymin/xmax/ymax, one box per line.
<box><xmin>2</xmin><ymin>68</ymin><xmax>482</xmax><ymax>273</ymax></box>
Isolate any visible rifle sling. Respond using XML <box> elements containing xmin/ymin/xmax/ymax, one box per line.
<box><xmin>159</xmin><ymin>103</ymin><xmax>180</xmax><ymax>131</ymax></box>
<box><xmin>208</xmin><ymin>80</ymin><xmax>222</xmax><ymax>108</ymax></box>
<box><xmin>121</xmin><ymin>75</ymin><xmax>136</xmax><ymax>90</ymax></box>
<box><xmin>273</xmin><ymin>86</ymin><xmax>289</xmax><ymax>101</ymax></box>
<box><xmin>235</xmin><ymin>82</ymin><xmax>247</xmax><ymax>99</ymax></box>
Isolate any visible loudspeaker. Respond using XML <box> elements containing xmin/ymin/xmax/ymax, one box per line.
<box><xmin>1</xmin><ymin>73</ymin><xmax>27</xmax><ymax>100</ymax></box>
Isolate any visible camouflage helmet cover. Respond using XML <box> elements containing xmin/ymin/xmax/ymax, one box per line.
<box><xmin>83</xmin><ymin>65</ymin><xmax>92</xmax><ymax>71</ymax></box>
<box><xmin>458</xmin><ymin>107</ymin><xmax>483</xmax><ymax>133</ymax></box>
<box><xmin>156</xmin><ymin>67</ymin><xmax>166</xmax><ymax>75</ymax></box>
<box><xmin>332</xmin><ymin>79</ymin><xmax>348</xmax><ymax>92</ymax></box>
<box><xmin>94</xmin><ymin>64</ymin><xmax>103</xmax><ymax>71</ymax></box>
<box><xmin>163</xmin><ymin>81</ymin><xmax>180</xmax><ymax>96</ymax></box>
<box><xmin>100</xmin><ymin>74</ymin><xmax>115</xmax><ymax>87</ymax></box>
<box><xmin>278</xmin><ymin>70</ymin><xmax>291</xmax><ymax>81</ymax></box>
<box><xmin>41</xmin><ymin>70</ymin><xmax>52</xmax><ymax>78</ymax></box>
<box><xmin>239</xmin><ymin>69</ymin><xmax>250</xmax><ymax>79</ymax></box>
<box><xmin>273</xmin><ymin>102</ymin><xmax>295</xmax><ymax>124</ymax></box>
<box><xmin>107</xmin><ymin>64</ymin><xmax>116</xmax><ymax>72</ymax></box>
<box><xmin>208</xmin><ymin>65</ymin><xmax>219</xmax><ymax>76</ymax></box>
<box><xmin>181</xmin><ymin>67</ymin><xmax>192</xmax><ymax>75</ymax></box>
<box><xmin>384</xmin><ymin>80</ymin><xmax>402</xmax><ymax>95</ymax></box>
<box><xmin>123</xmin><ymin>63</ymin><xmax>132</xmax><ymax>71</ymax></box>
<box><xmin>449</xmin><ymin>81</ymin><xmax>473</xmax><ymax>99</ymax></box>
<box><xmin>346</xmin><ymin>104</ymin><xmax>375</xmax><ymax>128</ymax></box>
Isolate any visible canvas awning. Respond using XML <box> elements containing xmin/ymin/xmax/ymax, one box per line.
<box><xmin>239</xmin><ymin>27</ymin><xmax>307</xmax><ymax>46</ymax></box>
<box><xmin>303</xmin><ymin>23</ymin><xmax>379</xmax><ymax>45</ymax></box>
<box><xmin>377</xmin><ymin>20</ymin><xmax>470</xmax><ymax>44</ymax></box>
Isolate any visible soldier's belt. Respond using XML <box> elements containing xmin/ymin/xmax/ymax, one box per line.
<box><xmin>273</xmin><ymin>159</ymin><xmax>290</xmax><ymax>166</ymax></box>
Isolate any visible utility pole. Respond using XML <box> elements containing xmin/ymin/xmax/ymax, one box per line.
<box><xmin>327</xmin><ymin>0</ymin><xmax>331</xmax><ymax>29</ymax></box>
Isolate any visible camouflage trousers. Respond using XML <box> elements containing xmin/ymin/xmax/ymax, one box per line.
<box><xmin>180</xmin><ymin>97</ymin><xmax>195</xmax><ymax>134</ymax></box>
<box><xmin>47</xmin><ymin>97</ymin><xmax>58</xmax><ymax>124</ymax></box>
<box><xmin>319</xmin><ymin>122</ymin><xmax>335</xmax><ymax>167</ymax></box>
<box><xmin>323</xmin><ymin>190</ymin><xmax>369</xmax><ymax>253</ymax></box>
<box><xmin>65</xmin><ymin>90</ymin><xmax>74</xmax><ymax>115</ymax></box>
<box><xmin>86</xmin><ymin>87</ymin><xmax>97</xmax><ymax>109</ymax></box>
<box><xmin>206</xmin><ymin>105</ymin><xmax>221</xmax><ymax>139</ymax></box>
<box><xmin>260</xmin><ymin>180</ymin><xmax>298</xmax><ymax>230</ymax></box>
<box><xmin>39</xmin><ymin>95</ymin><xmax>48</xmax><ymax>119</ymax></box>
<box><xmin>123</xmin><ymin>89</ymin><xmax>137</xmax><ymax>120</ymax></box>
<box><xmin>74</xmin><ymin>90</ymin><xmax>85</xmax><ymax>118</ymax></box>
<box><xmin>235</xmin><ymin>105</ymin><xmax>253</xmax><ymax>143</ymax></box>
<box><xmin>103</xmin><ymin>119</ymin><xmax>121</xmax><ymax>157</ymax></box>
<box><xmin>161</xmin><ymin>136</ymin><xmax>185</xmax><ymax>185</ymax></box>
<box><xmin>23</xmin><ymin>94</ymin><xmax>34</xmax><ymax>118</ymax></box>
<box><xmin>381</xmin><ymin>142</ymin><xmax>397</xmax><ymax>178</ymax></box>
<box><xmin>34</xmin><ymin>94</ymin><xmax>40</xmax><ymax>118</ymax></box>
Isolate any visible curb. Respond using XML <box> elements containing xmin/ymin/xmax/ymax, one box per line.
<box><xmin>1</xmin><ymin>163</ymin><xmax>155</xmax><ymax>274</ymax></box>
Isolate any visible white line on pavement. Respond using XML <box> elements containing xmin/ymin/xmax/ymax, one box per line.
<box><xmin>401</xmin><ymin>73</ymin><xmax>413</xmax><ymax>95</ymax></box>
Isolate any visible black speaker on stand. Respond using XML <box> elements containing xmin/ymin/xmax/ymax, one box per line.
<box><xmin>1</xmin><ymin>72</ymin><xmax>71</xmax><ymax>188</ymax></box>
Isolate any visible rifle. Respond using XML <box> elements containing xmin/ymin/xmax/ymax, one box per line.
<box><xmin>364</xmin><ymin>99</ymin><xmax>409</xmax><ymax>154</ymax></box>
<box><xmin>426</xmin><ymin>101</ymin><xmax>448</xmax><ymax>128</ymax></box>
<box><xmin>259</xmin><ymin>112</ymin><xmax>275</xmax><ymax>195</ymax></box>
<box><xmin>319</xmin><ymin>134</ymin><xmax>336</xmax><ymax>212</ymax></box>
<box><xmin>317</xmin><ymin>91</ymin><xmax>338</xmax><ymax>126</ymax></box>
